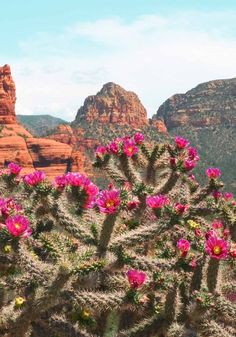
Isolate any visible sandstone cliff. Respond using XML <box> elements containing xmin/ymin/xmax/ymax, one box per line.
<box><xmin>0</xmin><ymin>65</ymin><xmax>74</xmax><ymax>179</ymax></box>
<box><xmin>73</xmin><ymin>82</ymin><xmax>149</xmax><ymax>128</ymax></box>
<box><xmin>153</xmin><ymin>78</ymin><xmax>236</xmax><ymax>129</ymax></box>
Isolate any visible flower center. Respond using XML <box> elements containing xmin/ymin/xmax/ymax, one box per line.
<box><xmin>128</xmin><ymin>147</ymin><xmax>133</xmax><ymax>153</ymax></box>
<box><xmin>106</xmin><ymin>200</ymin><xmax>114</xmax><ymax>208</ymax></box>
<box><xmin>213</xmin><ymin>246</ymin><xmax>221</xmax><ymax>255</ymax></box>
<box><xmin>14</xmin><ymin>223</ymin><xmax>21</xmax><ymax>229</ymax></box>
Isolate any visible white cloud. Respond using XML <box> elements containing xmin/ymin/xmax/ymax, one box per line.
<box><xmin>2</xmin><ymin>11</ymin><xmax>236</xmax><ymax>121</ymax></box>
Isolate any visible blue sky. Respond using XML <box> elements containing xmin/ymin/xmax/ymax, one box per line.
<box><xmin>1</xmin><ymin>1</ymin><xmax>236</xmax><ymax>120</ymax></box>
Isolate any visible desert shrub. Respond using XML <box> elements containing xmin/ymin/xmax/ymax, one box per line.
<box><xmin>0</xmin><ymin>135</ymin><xmax>235</xmax><ymax>337</ymax></box>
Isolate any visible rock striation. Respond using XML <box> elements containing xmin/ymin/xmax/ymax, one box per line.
<box><xmin>0</xmin><ymin>64</ymin><xmax>17</xmax><ymax>124</ymax></box>
<box><xmin>153</xmin><ymin>78</ymin><xmax>236</xmax><ymax>129</ymax></box>
<box><xmin>0</xmin><ymin>65</ymin><xmax>74</xmax><ymax>180</ymax></box>
<box><xmin>74</xmin><ymin>82</ymin><xmax>149</xmax><ymax>128</ymax></box>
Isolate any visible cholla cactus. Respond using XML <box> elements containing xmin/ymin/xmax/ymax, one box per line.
<box><xmin>0</xmin><ymin>134</ymin><xmax>235</xmax><ymax>337</ymax></box>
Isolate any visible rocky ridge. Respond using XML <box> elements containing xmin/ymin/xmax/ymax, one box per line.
<box><xmin>0</xmin><ymin>65</ymin><xmax>75</xmax><ymax>179</ymax></box>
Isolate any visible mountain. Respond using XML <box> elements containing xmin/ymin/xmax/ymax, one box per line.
<box><xmin>17</xmin><ymin>115</ymin><xmax>68</xmax><ymax>137</ymax></box>
<box><xmin>0</xmin><ymin>64</ymin><xmax>73</xmax><ymax>179</ymax></box>
<box><xmin>152</xmin><ymin>78</ymin><xmax>236</xmax><ymax>192</ymax></box>
<box><xmin>1</xmin><ymin>64</ymin><xmax>235</xmax><ymax>192</ymax></box>
<box><xmin>73</xmin><ymin>82</ymin><xmax>149</xmax><ymax>128</ymax></box>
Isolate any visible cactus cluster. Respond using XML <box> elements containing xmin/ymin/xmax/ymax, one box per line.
<box><xmin>0</xmin><ymin>134</ymin><xmax>235</xmax><ymax>337</ymax></box>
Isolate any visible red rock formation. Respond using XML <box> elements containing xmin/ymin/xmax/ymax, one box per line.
<box><xmin>47</xmin><ymin>124</ymin><xmax>77</xmax><ymax>145</ymax></box>
<box><xmin>0</xmin><ymin>65</ymin><xmax>74</xmax><ymax>180</ymax></box>
<box><xmin>26</xmin><ymin>138</ymin><xmax>72</xmax><ymax>180</ymax></box>
<box><xmin>74</xmin><ymin>82</ymin><xmax>149</xmax><ymax>128</ymax></box>
<box><xmin>0</xmin><ymin>65</ymin><xmax>17</xmax><ymax>124</ymax></box>
<box><xmin>151</xmin><ymin>119</ymin><xmax>167</xmax><ymax>133</ymax></box>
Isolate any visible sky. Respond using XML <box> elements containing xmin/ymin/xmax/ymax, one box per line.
<box><xmin>1</xmin><ymin>0</ymin><xmax>236</xmax><ymax>121</ymax></box>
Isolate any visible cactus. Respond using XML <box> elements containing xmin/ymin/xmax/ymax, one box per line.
<box><xmin>0</xmin><ymin>134</ymin><xmax>235</xmax><ymax>337</ymax></box>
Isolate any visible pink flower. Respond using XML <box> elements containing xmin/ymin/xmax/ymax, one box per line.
<box><xmin>0</xmin><ymin>198</ymin><xmax>22</xmax><ymax>217</ymax></box>
<box><xmin>108</xmin><ymin>141</ymin><xmax>119</xmax><ymax>154</ymax></box>
<box><xmin>188</xmin><ymin>147</ymin><xmax>200</xmax><ymax>161</ymax></box>
<box><xmin>146</xmin><ymin>194</ymin><xmax>169</xmax><ymax>209</ymax></box>
<box><xmin>127</xmin><ymin>269</ymin><xmax>146</xmax><ymax>289</ymax></box>
<box><xmin>224</xmin><ymin>192</ymin><xmax>234</xmax><ymax>200</ymax></box>
<box><xmin>175</xmin><ymin>136</ymin><xmax>189</xmax><ymax>149</ymax></box>
<box><xmin>205</xmin><ymin>230</ymin><xmax>217</xmax><ymax>240</ymax></box>
<box><xmin>24</xmin><ymin>171</ymin><xmax>46</xmax><ymax>186</ymax></box>
<box><xmin>123</xmin><ymin>139</ymin><xmax>138</xmax><ymax>157</ymax></box>
<box><xmin>211</xmin><ymin>221</ymin><xmax>223</xmax><ymax>229</ymax></box>
<box><xmin>134</xmin><ymin>132</ymin><xmax>145</xmax><ymax>145</ymax></box>
<box><xmin>223</xmin><ymin>228</ymin><xmax>230</xmax><ymax>238</ymax></box>
<box><xmin>127</xmin><ymin>200</ymin><xmax>140</xmax><ymax>210</ymax></box>
<box><xmin>177</xmin><ymin>239</ymin><xmax>190</xmax><ymax>257</ymax></box>
<box><xmin>6</xmin><ymin>215</ymin><xmax>31</xmax><ymax>237</ymax></box>
<box><xmin>212</xmin><ymin>190</ymin><xmax>222</xmax><ymax>200</ymax></box>
<box><xmin>183</xmin><ymin>159</ymin><xmax>196</xmax><ymax>171</ymax></box>
<box><xmin>229</xmin><ymin>248</ymin><xmax>236</xmax><ymax>258</ymax></box>
<box><xmin>97</xmin><ymin>189</ymin><xmax>121</xmax><ymax>214</ymax></box>
<box><xmin>206</xmin><ymin>168</ymin><xmax>221</xmax><ymax>179</ymax></box>
<box><xmin>8</xmin><ymin>162</ymin><xmax>22</xmax><ymax>175</ymax></box>
<box><xmin>170</xmin><ymin>157</ymin><xmax>177</xmax><ymax>168</ymax></box>
<box><xmin>195</xmin><ymin>228</ymin><xmax>202</xmax><ymax>237</ymax></box>
<box><xmin>54</xmin><ymin>175</ymin><xmax>67</xmax><ymax>189</ymax></box>
<box><xmin>63</xmin><ymin>172</ymin><xmax>98</xmax><ymax>208</ymax></box>
<box><xmin>189</xmin><ymin>174</ymin><xmax>196</xmax><ymax>181</ymax></box>
<box><xmin>174</xmin><ymin>203</ymin><xmax>189</xmax><ymax>214</ymax></box>
<box><xmin>95</xmin><ymin>145</ymin><xmax>107</xmax><ymax>156</ymax></box>
<box><xmin>190</xmin><ymin>258</ymin><xmax>197</xmax><ymax>268</ymax></box>
<box><xmin>205</xmin><ymin>236</ymin><xmax>228</xmax><ymax>260</ymax></box>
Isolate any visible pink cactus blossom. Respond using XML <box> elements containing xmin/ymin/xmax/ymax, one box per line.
<box><xmin>190</xmin><ymin>258</ymin><xmax>197</xmax><ymax>268</ymax></box>
<box><xmin>146</xmin><ymin>194</ymin><xmax>169</xmax><ymax>209</ymax></box>
<box><xmin>205</xmin><ymin>236</ymin><xmax>228</xmax><ymax>259</ymax></box>
<box><xmin>205</xmin><ymin>230</ymin><xmax>218</xmax><ymax>240</ymax></box>
<box><xmin>206</xmin><ymin>167</ymin><xmax>221</xmax><ymax>179</ymax></box>
<box><xmin>174</xmin><ymin>203</ymin><xmax>189</xmax><ymax>214</ymax></box>
<box><xmin>177</xmin><ymin>239</ymin><xmax>190</xmax><ymax>257</ymax></box>
<box><xmin>127</xmin><ymin>200</ymin><xmax>140</xmax><ymax>210</ymax></box>
<box><xmin>54</xmin><ymin>173</ymin><xmax>98</xmax><ymax>208</ymax></box>
<box><xmin>6</xmin><ymin>215</ymin><xmax>31</xmax><ymax>237</ymax></box>
<box><xmin>194</xmin><ymin>228</ymin><xmax>202</xmax><ymax>237</ymax></box>
<box><xmin>175</xmin><ymin>136</ymin><xmax>189</xmax><ymax>149</ymax></box>
<box><xmin>229</xmin><ymin>248</ymin><xmax>236</xmax><ymax>258</ymax></box>
<box><xmin>123</xmin><ymin>139</ymin><xmax>138</xmax><ymax>157</ymax></box>
<box><xmin>170</xmin><ymin>157</ymin><xmax>177</xmax><ymax>168</ymax></box>
<box><xmin>95</xmin><ymin>145</ymin><xmax>107</xmax><ymax>156</ymax></box>
<box><xmin>188</xmin><ymin>147</ymin><xmax>200</xmax><ymax>161</ymax></box>
<box><xmin>54</xmin><ymin>175</ymin><xmax>67</xmax><ymax>189</ymax></box>
<box><xmin>97</xmin><ymin>189</ymin><xmax>121</xmax><ymax>214</ymax></box>
<box><xmin>127</xmin><ymin>269</ymin><xmax>146</xmax><ymax>289</ymax></box>
<box><xmin>211</xmin><ymin>221</ymin><xmax>223</xmax><ymax>229</ymax></box>
<box><xmin>0</xmin><ymin>198</ymin><xmax>22</xmax><ymax>217</ymax></box>
<box><xmin>134</xmin><ymin>132</ymin><xmax>145</xmax><ymax>145</ymax></box>
<box><xmin>223</xmin><ymin>228</ymin><xmax>230</xmax><ymax>238</ymax></box>
<box><xmin>8</xmin><ymin>162</ymin><xmax>22</xmax><ymax>175</ymax></box>
<box><xmin>212</xmin><ymin>190</ymin><xmax>222</xmax><ymax>200</ymax></box>
<box><xmin>24</xmin><ymin>171</ymin><xmax>46</xmax><ymax>186</ymax></box>
<box><xmin>224</xmin><ymin>192</ymin><xmax>234</xmax><ymax>200</ymax></box>
<box><xmin>183</xmin><ymin>159</ymin><xmax>196</xmax><ymax>171</ymax></box>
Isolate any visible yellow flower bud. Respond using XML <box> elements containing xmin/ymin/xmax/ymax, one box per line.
<box><xmin>15</xmin><ymin>297</ymin><xmax>26</xmax><ymax>307</ymax></box>
<box><xmin>187</xmin><ymin>220</ymin><xmax>200</xmax><ymax>229</ymax></box>
<box><xmin>3</xmin><ymin>245</ymin><xmax>12</xmax><ymax>253</ymax></box>
<box><xmin>81</xmin><ymin>309</ymin><xmax>91</xmax><ymax>319</ymax></box>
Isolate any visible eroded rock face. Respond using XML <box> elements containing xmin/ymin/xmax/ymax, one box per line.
<box><xmin>26</xmin><ymin>138</ymin><xmax>73</xmax><ymax>180</ymax></box>
<box><xmin>0</xmin><ymin>65</ymin><xmax>17</xmax><ymax>124</ymax></box>
<box><xmin>74</xmin><ymin>82</ymin><xmax>148</xmax><ymax>128</ymax></box>
<box><xmin>0</xmin><ymin>64</ymin><xmax>73</xmax><ymax>180</ymax></box>
<box><xmin>153</xmin><ymin>78</ymin><xmax>236</xmax><ymax>129</ymax></box>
